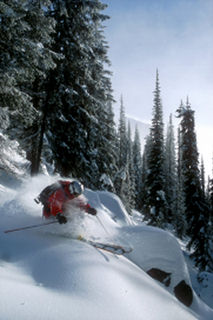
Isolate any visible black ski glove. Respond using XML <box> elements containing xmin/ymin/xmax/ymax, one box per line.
<box><xmin>87</xmin><ymin>207</ymin><xmax>97</xmax><ymax>216</ymax></box>
<box><xmin>56</xmin><ymin>213</ymin><xmax>67</xmax><ymax>224</ymax></box>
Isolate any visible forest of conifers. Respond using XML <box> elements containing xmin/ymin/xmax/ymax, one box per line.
<box><xmin>0</xmin><ymin>1</ymin><xmax>212</xmax><ymax>271</ymax></box>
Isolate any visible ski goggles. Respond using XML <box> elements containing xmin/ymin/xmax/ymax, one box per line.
<box><xmin>69</xmin><ymin>181</ymin><xmax>84</xmax><ymax>195</ymax></box>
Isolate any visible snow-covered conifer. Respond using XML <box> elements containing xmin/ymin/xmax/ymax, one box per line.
<box><xmin>0</xmin><ymin>0</ymin><xmax>58</xmax><ymax>174</ymax></box>
<box><xmin>142</xmin><ymin>70</ymin><xmax>167</xmax><ymax>227</ymax></box>
<box><xmin>45</xmin><ymin>0</ymin><xmax>114</xmax><ymax>188</ymax></box>
<box><xmin>174</xmin><ymin>125</ymin><xmax>187</xmax><ymax>238</ymax></box>
<box><xmin>141</xmin><ymin>135</ymin><xmax>151</xmax><ymax>215</ymax></box>
<box><xmin>132</xmin><ymin>126</ymin><xmax>142</xmax><ymax>210</ymax></box>
<box><xmin>114</xmin><ymin>96</ymin><xmax>132</xmax><ymax>212</ymax></box>
<box><xmin>200</xmin><ymin>157</ymin><xmax>206</xmax><ymax>196</ymax></box>
<box><xmin>164</xmin><ymin>114</ymin><xmax>178</xmax><ymax>224</ymax></box>
<box><xmin>177</xmin><ymin>99</ymin><xmax>213</xmax><ymax>271</ymax></box>
<box><xmin>126</xmin><ymin>122</ymin><xmax>136</xmax><ymax>210</ymax></box>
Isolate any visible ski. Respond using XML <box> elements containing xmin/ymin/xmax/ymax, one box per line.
<box><xmin>4</xmin><ymin>222</ymin><xmax>132</xmax><ymax>255</ymax></box>
<box><xmin>77</xmin><ymin>236</ymin><xmax>133</xmax><ymax>255</ymax></box>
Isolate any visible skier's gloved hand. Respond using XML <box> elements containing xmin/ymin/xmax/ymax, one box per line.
<box><xmin>87</xmin><ymin>207</ymin><xmax>97</xmax><ymax>216</ymax></box>
<box><xmin>56</xmin><ymin>213</ymin><xmax>67</xmax><ymax>224</ymax></box>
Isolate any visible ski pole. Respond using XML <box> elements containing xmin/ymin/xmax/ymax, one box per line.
<box><xmin>4</xmin><ymin>220</ymin><xmax>58</xmax><ymax>234</ymax></box>
<box><xmin>96</xmin><ymin>215</ymin><xmax>110</xmax><ymax>236</ymax></box>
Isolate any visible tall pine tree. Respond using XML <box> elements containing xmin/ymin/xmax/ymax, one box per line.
<box><xmin>126</xmin><ymin>121</ymin><xmax>136</xmax><ymax>210</ymax></box>
<box><xmin>132</xmin><ymin>126</ymin><xmax>142</xmax><ymax>210</ymax></box>
<box><xmin>165</xmin><ymin>114</ymin><xmax>178</xmax><ymax>224</ymax></box>
<box><xmin>0</xmin><ymin>0</ymin><xmax>58</xmax><ymax>174</ymax></box>
<box><xmin>177</xmin><ymin>99</ymin><xmax>213</xmax><ymax>271</ymax></box>
<box><xmin>143</xmin><ymin>70</ymin><xmax>167</xmax><ymax>227</ymax></box>
<box><xmin>175</xmin><ymin>124</ymin><xmax>187</xmax><ymax>238</ymax></box>
<box><xmin>45</xmin><ymin>0</ymin><xmax>114</xmax><ymax>188</ymax></box>
<box><xmin>114</xmin><ymin>96</ymin><xmax>132</xmax><ymax>212</ymax></box>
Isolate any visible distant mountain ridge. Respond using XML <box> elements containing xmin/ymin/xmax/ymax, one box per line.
<box><xmin>126</xmin><ymin>116</ymin><xmax>150</xmax><ymax>150</ymax></box>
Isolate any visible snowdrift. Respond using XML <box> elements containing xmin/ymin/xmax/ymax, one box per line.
<box><xmin>0</xmin><ymin>175</ymin><xmax>213</xmax><ymax>320</ymax></box>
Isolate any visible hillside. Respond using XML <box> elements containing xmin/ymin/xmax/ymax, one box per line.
<box><xmin>0</xmin><ymin>175</ymin><xmax>213</xmax><ymax>320</ymax></box>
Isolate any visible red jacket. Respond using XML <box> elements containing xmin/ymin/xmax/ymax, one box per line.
<box><xmin>43</xmin><ymin>180</ymin><xmax>91</xmax><ymax>218</ymax></box>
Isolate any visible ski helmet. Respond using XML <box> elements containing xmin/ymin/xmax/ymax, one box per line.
<box><xmin>69</xmin><ymin>181</ymin><xmax>84</xmax><ymax>196</ymax></box>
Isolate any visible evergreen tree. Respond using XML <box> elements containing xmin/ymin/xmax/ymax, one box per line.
<box><xmin>177</xmin><ymin>99</ymin><xmax>213</xmax><ymax>271</ymax></box>
<box><xmin>46</xmin><ymin>0</ymin><xmax>114</xmax><ymax>187</ymax></box>
<box><xmin>175</xmin><ymin>125</ymin><xmax>187</xmax><ymax>238</ymax></box>
<box><xmin>200</xmin><ymin>156</ymin><xmax>206</xmax><ymax>196</ymax></box>
<box><xmin>0</xmin><ymin>0</ymin><xmax>58</xmax><ymax>174</ymax></box>
<box><xmin>126</xmin><ymin>122</ymin><xmax>136</xmax><ymax>210</ymax></box>
<box><xmin>97</xmin><ymin>100</ymin><xmax>118</xmax><ymax>191</ymax></box>
<box><xmin>132</xmin><ymin>126</ymin><xmax>142</xmax><ymax>210</ymax></box>
<box><xmin>165</xmin><ymin>114</ymin><xmax>177</xmax><ymax>223</ymax></box>
<box><xmin>143</xmin><ymin>70</ymin><xmax>167</xmax><ymax>226</ymax></box>
<box><xmin>208</xmin><ymin>177</ymin><xmax>213</xmax><ymax>225</ymax></box>
<box><xmin>141</xmin><ymin>134</ymin><xmax>151</xmax><ymax>215</ymax></box>
<box><xmin>114</xmin><ymin>96</ymin><xmax>127</xmax><ymax>195</ymax></box>
<box><xmin>118</xmin><ymin>96</ymin><xmax>128</xmax><ymax>168</ymax></box>
<box><xmin>114</xmin><ymin>96</ymin><xmax>132</xmax><ymax>213</ymax></box>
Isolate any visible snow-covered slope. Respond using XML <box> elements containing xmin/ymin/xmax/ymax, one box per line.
<box><xmin>0</xmin><ymin>175</ymin><xmax>212</xmax><ymax>320</ymax></box>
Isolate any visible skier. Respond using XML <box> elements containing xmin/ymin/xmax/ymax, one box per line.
<box><xmin>35</xmin><ymin>180</ymin><xmax>97</xmax><ymax>224</ymax></box>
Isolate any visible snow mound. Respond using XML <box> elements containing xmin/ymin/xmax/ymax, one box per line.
<box><xmin>0</xmin><ymin>176</ymin><xmax>212</xmax><ymax>320</ymax></box>
<box><xmin>97</xmin><ymin>190</ymin><xmax>133</xmax><ymax>225</ymax></box>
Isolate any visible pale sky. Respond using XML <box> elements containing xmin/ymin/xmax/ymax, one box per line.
<box><xmin>104</xmin><ymin>0</ymin><xmax>213</xmax><ymax>177</ymax></box>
